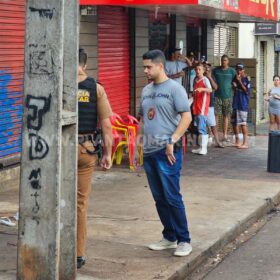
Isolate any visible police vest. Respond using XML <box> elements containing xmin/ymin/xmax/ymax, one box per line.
<box><xmin>78</xmin><ymin>77</ymin><xmax>98</xmax><ymax>134</ymax></box>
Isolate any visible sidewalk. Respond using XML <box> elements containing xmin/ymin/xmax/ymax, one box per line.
<box><xmin>1</xmin><ymin>136</ymin><xmax>280</xmax><ymax>279</ymax></box>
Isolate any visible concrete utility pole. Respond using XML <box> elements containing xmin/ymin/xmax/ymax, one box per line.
<box><xmin>18</xmin><ymin>0</ymin><xmax>79</xmax><ymax>279</ymax></box>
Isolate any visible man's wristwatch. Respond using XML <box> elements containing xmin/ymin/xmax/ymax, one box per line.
<box><xmin>168</xmin><ymin>137</ymin><xmax>176</xmax><ymax>145</ymax></box>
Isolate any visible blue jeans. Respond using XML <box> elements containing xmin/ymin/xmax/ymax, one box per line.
<box><xmin>143</xmin><ymin>147</ymin><xmax>191</xmax><ymax>243</ymax></box>
<box><xmin>194</xmin><ymin>115</ymin><xmax>208</xmax><ymax>135</ymax></box>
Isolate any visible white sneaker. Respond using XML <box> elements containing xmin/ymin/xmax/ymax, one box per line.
<box><xmin>174</xmin><ymin>242</ymin><xmax>192</xmax><ymax>257</ymax></box>
<box><xmin>192</xmin><ymin>148</ymin><xmax>201</xmax><ymax>154</ymax></box>
<box><xmin>148</xmin><ymin>238</ymin><xmax>177</xmax><ymax>251</ymax></box>
<box><xmin>198</xmin><ymin>149</ymin><xmax>207</xmax><ymax>155</ymax></box>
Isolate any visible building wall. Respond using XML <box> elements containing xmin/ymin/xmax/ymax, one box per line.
<box><xmin>255</xmin><ymin>35</ymin><xmax>275</xmax><ymax>123</ymax></box>
<box><xmin>238</xmin><ymin>24</ymin><xmax>275</xmax><ymax>123</ymax></box>
<box><xmin>206</xmin><ymin>21</ymin><xmax>215</xmax><ymax>65</ymax></box>
<box><xmin>79</xmin><ymin>15</ymin><xmax>98</xmax><ymax>78</ymax></box>
<box><xmin>135</xmin><ymin>9</ymin><xmax>149</xmax><ymax>115</ymax></box>
<box><xmin>238</xmin><ymin>23</ymin><xmax>255</xmax><ymax>58</ymax></box>
<box><xmin>176</xmin><ymin>15</ymin><xmax>187</xmax><ymax>55</ymax></box>
<box><xmin>80</xmin><ymin>9</ymin><xmax>149</xmax><ymax>116</ymax></box>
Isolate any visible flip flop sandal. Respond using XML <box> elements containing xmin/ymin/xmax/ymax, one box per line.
<box><xmin>215</xmin><ymin>144</ymin><xmax>225</xmax><ymax>148</ymax></box>
<box><xmin>237</xmin><ymin>145</ymin><xmax>249</xmax><ymax>149</ymax></box>
<box><xmin>231</xmin><ymin>144</ymin><xmax>240</xmax><ymax>147</ymax></box>
<box><xmin>0</xmin><ymin>217</ymin><xmax>16</xmax><ymax>227</ymax></box>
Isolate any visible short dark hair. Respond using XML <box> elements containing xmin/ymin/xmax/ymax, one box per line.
<box><xmin>221</xmin><ymin>54</ymin><xmax>229</xmax><ymax>60</ymax></box>
<box><xmin>142</xmin><ymin>49</ymin><xmax>166</xmax><ymax>66</ymax></box>
<box><xmin>195</xmin><ymin>62</ymin><xmax>205</xmax><ymax>69</ymax></box>
<box><xmin>79</xmin><ymin>48</ymin><xmax>88</xmax><ymax>66</ymax></box>
<box><xmin>273</xmin><ymin>75</ymin><xmax>280</xmax><ymax>81</ymax></box>
<box><xmin>169</xmin><ymin>47</ymin><xmax>181</xmax><ymax>56</ymax></box>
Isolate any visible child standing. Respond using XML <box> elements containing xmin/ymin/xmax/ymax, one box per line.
<box><xmin>192</xmin><ymin>63</ymin><xmax>212</xmax><ymax>155</ymax></box>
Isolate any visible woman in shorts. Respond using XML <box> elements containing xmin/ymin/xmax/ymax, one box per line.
<box><xmin>267</xmin><ymin>75</ymin><xmax>280</xmax><ymax>131</ymax></box>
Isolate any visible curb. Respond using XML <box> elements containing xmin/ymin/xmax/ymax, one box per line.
<box><xmin>169</xmin><ymin>191</ymin><xmax>280</xmax><ymax>280</ymax></box>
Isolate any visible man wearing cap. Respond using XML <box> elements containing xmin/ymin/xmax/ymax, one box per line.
<box><xmin>231</xmin><ymin>63</ymin><xmax>251</xmax><ymax>149</ymax></box>
<box><xmin>165</xmin><ymin>47</ymin><xmax>193</xmax><ymax>85</ymax></box>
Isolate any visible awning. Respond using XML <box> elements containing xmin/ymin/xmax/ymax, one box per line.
<box><xmin>80</xmin><ymin>0</ymin><xmax>279</xmax><ymax>22</ymax></box>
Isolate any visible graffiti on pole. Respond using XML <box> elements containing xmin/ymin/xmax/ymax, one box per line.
<box><xmin>28</xmin><ymin>168</ymin><xmax>42</xmax><ymax>190</ymax></box>
<box><xmin>26</xmin><ymin>94</ymin><xmax>52</xmax><ymax>130</ymax></box>
<box><xmin>29</xmin><ymin>47</ymin><xmax>54</xmax><ymax>75</ymax></box>
<box><xmin>29</xmin><ymin>134</ymin><xmax>50</xmax><ymax>160</ymax></box>
<box><xmin>29</xmin><ymin>7</ymin><xmax>55</xmax><ymax>20</ymax></box>
<box><xmin>25</xmin><ymin>92</ymin><xmax>52</xmax><ymax>223</ymax></box>
<box><xmin>23</xmin><ymin>5</ymin><xmax>58</xmax><ymax>227</ymax></box>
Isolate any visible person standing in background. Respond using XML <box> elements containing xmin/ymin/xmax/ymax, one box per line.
<box><xmin>165</xmin><ymin>47</ymin><xmax>193</xmax><ymax>85</ymax></box>
<box><xmin>231</xmin><ymin>63</ymin><xmax>251</xmax><ymax>149</ymax></box>
<box><xmin>187</xmin><ymin>51</ymin><xmax>196</xmax><ymax>95</ymax></box>
<box><xmin>213</xmin><ymin>55</ymin><xmax>236</xmax><ymax>142</ymax></box>
<box><xmin>267</xmin><ymin>75</ymin><xmax>280</xmax><ymax>131</ymax></box>
<box><xmin>192</xmin><ymin>63</ymin><xmax>212</xmax><ymax>155</ymax></box>
<box><xmin>204</xmin><ymin>61</ymin><xmax>225</xmax><ymax>148</ymax></box>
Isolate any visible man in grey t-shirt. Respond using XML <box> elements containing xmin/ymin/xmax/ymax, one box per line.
<box><xmin>139</xmin><ymin>49</ymin><xmax>192</xmax><ymax>257</ymax></box>
<box><xmin>140</xmin><ymin>78</ymin><xmax>190</xmax><ymax>154</ymax></box>
<box><xmin>165</xmin><ymin>47</ymin><xmax>193</xmax><ymax>85</ymax></box>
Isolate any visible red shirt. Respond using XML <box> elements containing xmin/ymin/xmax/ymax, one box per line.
<box><xmin>193</xmin><ymin>76</ymin><xmax>211</xmax><ymax>116</ymax></box>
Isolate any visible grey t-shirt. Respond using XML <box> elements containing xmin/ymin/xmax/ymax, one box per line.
<box><xmin>165</xmin><ymin>60</ymin><xmax>188</xmax><ymax>84</ymax></box>
<box><xmin>269</xmin><ymin>87</ymin><xmax>280</xmax><ymax>111</ymax></box>
<box><xmin>139</xmin><ymin>79</ymin><xmax>190</xmax><ymax>155</ymax></box>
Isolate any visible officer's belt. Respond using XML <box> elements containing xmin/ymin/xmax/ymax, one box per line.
<box><xmin>78</xmin><ymin>134</ymin><xmax>95</xmax><ymax>145</ymax></box>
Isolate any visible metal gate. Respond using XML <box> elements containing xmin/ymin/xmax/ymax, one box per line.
<box><xmin>0</xmin><ymin>0</ymin><xmax>26</xmax><ymax>167</ymax></box>
<box><xmin>98</xmin><ymin>6</ymin><xmax>130</xmax><ymax>116</ymax></box>
<box><xmin>214</xmin><ymin>24</ymin><xmax>238</xmax><ymax>65</ymax></box>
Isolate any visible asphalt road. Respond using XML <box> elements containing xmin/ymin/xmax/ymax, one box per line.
<box><xmin>204</xmin><ymin>212</ymin><xmax>280</xmax><ymax>280</ymax></box>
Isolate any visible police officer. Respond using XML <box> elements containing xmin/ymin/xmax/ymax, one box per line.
<box><xmin>77</xmin><ymin>48</ymin><xmax>113</xmax><ymax>268</ymax></box>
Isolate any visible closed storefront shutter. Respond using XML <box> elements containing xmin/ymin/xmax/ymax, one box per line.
<box><xmin>214</xmin><ymin>24</ymin><xmax>238</xmax><ymax>61</ymax></box>
<box><xmin>98</xmin><ymin>6</ymin><xmax>130</xmax><ymax>116</ymax></box>
<box><xmin>0</xmin><ymin>0</ymin><xmax>25</xmax><ymax>166</ymax></box>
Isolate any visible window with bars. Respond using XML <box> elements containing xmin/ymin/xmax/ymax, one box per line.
<box><xmin>214</xmin><ymin>24</ymin><xmax>238</xmax><ymax>60</ymax></box>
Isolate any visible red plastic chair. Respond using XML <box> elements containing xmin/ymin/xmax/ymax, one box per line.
<box><xmin>111</xmin><ymin>126</ymin><xmax>127</xmax><ymax>158</ymax></box>
<box><xmin>110</xmin><ymin>113</ymin><xmax>142</xmax><ymax>169</ymax></box>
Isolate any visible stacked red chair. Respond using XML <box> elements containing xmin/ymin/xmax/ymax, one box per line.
<box><xmin>110</xmin><ymin>113</ymin><xmax>143</xmax><ymax>170</ymax></box>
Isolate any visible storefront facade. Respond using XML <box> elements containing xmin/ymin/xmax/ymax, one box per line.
<box><xmin>0</xmin><ymin>0</ymin><xmax>278</xmax><ymax>167</ymax></box>
<box><xmin>80</xmin><ymin>0</ymin><xmax>278</xmax><ymax>115</ymax></box>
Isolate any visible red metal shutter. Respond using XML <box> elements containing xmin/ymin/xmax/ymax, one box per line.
<box><xmin>98</xmin><ymin>6</ymin><xmax>130</xmax><ymax>116</ymax></box>
<box><xmin>0</xmin><ymin>0</ymin><xmax>26</xmax><ymax>166</ymax></box>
